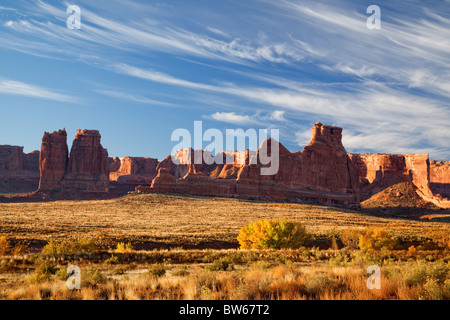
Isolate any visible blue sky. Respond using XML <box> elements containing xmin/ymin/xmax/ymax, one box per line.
<box><xmin>0</xmin><ymin>0</ymin><xmax>449</xmax><ymax>160</ymax></box>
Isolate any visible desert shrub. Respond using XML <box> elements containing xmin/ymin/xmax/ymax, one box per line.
<box><xmin>358</xmin><ymin>228</ymin><xmax>399</xmax><ymax>251</ymax></box>
<box><xmin>403</xmin><ymin>262</ymin><xmax>429</xmax><ymax>286</ymax></box>
<box><xmin>350</xmin><ymin>251</ymin><xmax>384</xmax><ymax>267</ymax></box>
<box><xmin>305</xmin><ymin>270</ymin><xmax>338</xmax><ymax>297</ymax></box>
<box><xmin>27</xmin><ymin>261</ymin><xmax>57</xmax><ymax>284</ymax></box>
<box><xmin>328</xmin><ymin>255</ymin><xmax>349</xmax><ymax>267</ymax></box>
<box><xmin>425</xmin><ymin>231</ymin><xmax>450</xmax><ymax>250</ymax></box>
<box><xmin>403</xmin><ymin>260</ymin><xmax>449</xmax><ymax>286</ymax></box>
<box><xmin>83</xmin><ymin>269</ymin><xmax>106</xmax><ymax>288</ymax></box>
<box><xmin>444</xmin><ymin>280</ymin><xmax>450</xmax><ymax>299</ymax></box>
<box><xmin>252</xmin><ymin>261</ymin><xmax>273</xmax><ymax>270</ymax></box>
<box><xmin>11</xmin><ymin>242</ymin><xmax>29</xmax><ymax>255</ymax></box>
<box><xmin>205</xmin><ymin>258</ymin><xmax>234</xmax><ymax>271</ymax></box>
<box><xmin>237</xmin><ymin>219</ymin><xmax>309</xmax><ymax>250</ymax></box>
<box><xmin>341</xmin><ymin>229</ymin><xmax>362</xmax><ymax>249</ymax></box>
<box><xmin>149</xmin><ymin>264</ymin><xmax>166</xmax><ymax>277</ymax></box>
<box><xmin>55</xmin><ymin>268</ymin><xmax>71</xmax><ymax>281</ymax></box>
<box><xmin>41</xmin><ymin>239</ymin><xmax>98</xmax><ymax>255</ymax></box>
<box><xmin>113</xmin><ymin>267</ymin><xmax>127</xmax><ymax>275</ymax></box>
<box><xmin>172</xmin><ymin>265</ymin><xmax>190</xmax><ymax>276</ymax></box>
<box><xmin>422</xmin><ymin>277</ymin><xmax>443</xmax><ymax>300</ymax></box>
<box><xmin>104</xmin><ymin>255</ymin><xmax>120</xmax><ymax>265</ymax></box>
<box><xmin>116</xmin><ymin>242</ymin><xmax>134</xmax><ymax>252</ymax></box>
<box><xmin>0</xmin><ymin>236</ymin><xmax>11</xmax><ymax>256</ymax></box>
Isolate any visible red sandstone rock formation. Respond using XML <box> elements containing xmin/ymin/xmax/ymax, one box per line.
<box><xmin>36</xmin><ymin>129</ymin><xmax>109</xmax><ymax>198</ymax></box>
<box><xmin>348</xmin><ymin>153</ymin><xmax>450</xmax><ymax>209</ymax></box>
<box><xmin>0</xmin><ymin>145</ymin><xmax>25</xmax><ymax>171</ymax></box>
<box><xmin>348</xmin><ymin>153</ymin><xmax>434</xmax><ymax>200</ymax></box>
<box><xmin>108</xmin><ymin>157</ymin><xmax>121</xmax><ymax>173</ymax></box>
<box><xmin>143</xmin><ymin>122</ymin><xmax>361</xmax><ymax>206</ymax></box>
<box><xmin>234</xmin><ymin>124</ymin><xmax>360</xmax><ymax>204</ymax></box>
<box><xmin>3</xmin><ymin>123</ymin><xmax>448</xmax><ymax>208</ymax></box>
<box><xmin>59</xmin><ymin>130</ymin><xmax>109</xmax><ymax>192</ymax></box>
<box><xmin>38</xmin><ymin>129</ymin><xmax>69</xmax><ymax>191</ymax></box>
<box><xmin>149</xmin><ymin>167</ymin><xmax>177</xmax><ymax>193</ymax></box>
<box><xmin>156</xmin><ymin>149</ymin><xmax>223</xmax><ymax>179</ymax></box>
<box><xmin>430</xmin><ymin>160</ymin><xmax>450</xmax><ymax>199</ymax></box>
<box><xmin>110</xmin><ymin>156</ymin><xmax>159</xmax><ymax>184</ymax></box>
<box><xmin>0</xmin><ymin>145</ymin><xmax>40</xmax><ymax>193</ymax></box>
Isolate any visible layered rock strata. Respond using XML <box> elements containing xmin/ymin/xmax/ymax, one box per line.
<box><xmin>137</xmin><ymin>123</ymin><xmax>361</xmax><ymax>206</ymax></box>
<box><xmin>0</xmin><ymin>145</ymin><xmax>40</xmax><ymax>193</ymax></box>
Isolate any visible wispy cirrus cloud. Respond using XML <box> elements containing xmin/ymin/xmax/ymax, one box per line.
<box><xmin>95</xmin><ymin>90</ymin><xmax>174</xmax><ymax>106</ymax></box>
<box><xmin>206</xmin><ymin>110</ymin><xmax>286</xmax><ymax>126</ymax></box>
<box><xmin>209</xmin><ymin>112</ymin><xmax>256</xmax><ymax>125</ymax></box>
<box><xmin>113</xmin><ymin>61</ymin><xmax>450</xmax><ymax>158</ymax></box>
<box><xmin>1</xmin><ymin>0</ymin><xmax>307</xmax><ymax>66</ymax></box>
<box><xmin>1</xmin><ymin>0</ymin><xmax>450</xmax><ymax>160</ymax></box>
<box><xmin>0</xmin><ymin>79</ymin><xmax>78</xmax><ymax>103</ymax></box>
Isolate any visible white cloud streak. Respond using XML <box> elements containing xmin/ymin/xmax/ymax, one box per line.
<box><xmin>0</xmin><ymin>80</ymin><xmax>79</xmax><ymax>103</ymax></box>
<box><xmin>95</xmin><ymin>90</ymin><xmax>174</xmax><ymax>106</ymax></box>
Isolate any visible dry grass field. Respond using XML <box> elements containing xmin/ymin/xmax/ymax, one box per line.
<box><xmin>1</xmin><ymin>193</ymin><xmax>448</xmax><ymax>247</ymax></box>
<box><xmin>0</xmin><ymin>193</ymin><xmax>449</xmax><ymax>300</ymax></box>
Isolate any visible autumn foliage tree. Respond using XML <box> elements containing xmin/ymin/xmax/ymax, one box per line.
<box><xmin>357</xmin><ymin>228</ymin><xmax>399</xmax><ymax>251</ymax></box>
<box><xmin>237</xmin><ymin>219</ymin><xmax>309</xmax><ymax>249</ymax></box>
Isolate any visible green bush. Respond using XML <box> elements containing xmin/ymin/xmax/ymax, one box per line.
<box><xmin>422</xmin><ymin>277</ymin><xmax>443</xmax><ymax>300</ymax></box>
<box><xmin>104</xmin><ymin>255</ymin><xmax>120</xmax><ymax>265</ymax></box>
<box><xmin>55</xmin><ymin>268</ymin><xmax>71</xmax><ymax>281</ymax></box>
<box><xmin>173</xmin><ymin>265</ymin><xmax>190</xmax><ymax>277</ymax></box>
<box><xmin>149</xmin><ymin>264</ymin><xmax>166</xmax><ymax>277</ymax></box>
<box><xmin>403</xmin><ymin>260</ymin><xmax>449</xmax><ymax>286</ymax></box>
<box><xmin>205</xmin><ymin>258</ymin><xmax>234</xmax><ymax>271</ymax></box>
<box><xmin>27</xmin><ymin>261</ymin><xmax>57</xmax><ymax>284</ymax></box>
<box><xmin>237</xmin><ymin>219</ymin><xmax>309</xmax><ymax>249</ymax></box>
<box><xmin>83</xmin><ymin>269</ymin><xmax>106</xmax><ymax>288</ymax></box>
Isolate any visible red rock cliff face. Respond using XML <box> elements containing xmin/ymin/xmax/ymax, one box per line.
<box><xmin>430</xmin><ymin>160</ymin><xmax>450</xmax><ymax>199</ymax></box>
<box><xmin>0</xmin><ymin>145</ymin><xmax>24</xmax><ymax>171</ymax></box>
<box><xmin>156</xmin><ymin>149</ymin><xmax>223</xmax><ymax>179</ymax></box>
<box><xmin>348</xmin><ymin>153</ymin><xmax>432</xmax><ymax>201</ymax></box>
<box><xmin>0</xmin><ymin>145</ymin><xmax>40</xmax><ymax>193</ymax></box>
<box><xmin>234</xmin><ymin>123</ymin><xmax>360</xmax><ymax>204</ymax></box>
<box><xmin>301</xmin><ymin>124</ymin><xmax>359</xmax><ymax>195</ymax></box>
<box><xmin>141</xmin><ymin>122</ymin><xmax>361</xmax><ymax>206</ymax></box>
<box><xmin>108</xmin><ymin>157</ymin><xmax>121</xmax><ymax>173</ymax></box>
<box><xmin>37</xmin><ymin>129</ymin><xmax>109</xmax><ymax>197</ymax></box>
<box><xmin>38</xmin><ymin>129</ymin><xmax>69</xmax><ymax>191</ymax></box>
<box><xmin>60</xmin><ymin>130</ymin><xmax>109</xmax><ymax>192</ymax></box>
<box><xmin>110</xmin><ymin>156</ymin><xmax>159</xmax><ymax>184</ymax></box>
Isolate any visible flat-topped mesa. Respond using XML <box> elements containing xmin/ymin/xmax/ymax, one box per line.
<box><xmin>60</xmin><ymin>129</ymin><xmax>109</xmax><ymax>192</ymax></box>
<box><xmin>0</xmin><ymin>145</ymin><xmax>25</xmax><ymax>171</ymax></box>
<box><xmin>38</xmin><ymin>129</ymin><xmax>68</xmax><ymax>191</ymax></box>
<box><xmin>0</xmin><ymin>145</ymin><xmax>40</xmax><ymax>193</ymax></box>
<box><xmin>430</xmin><ymin>160</ymin><xmax>450</xmax><ymax>199</ymax></box>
